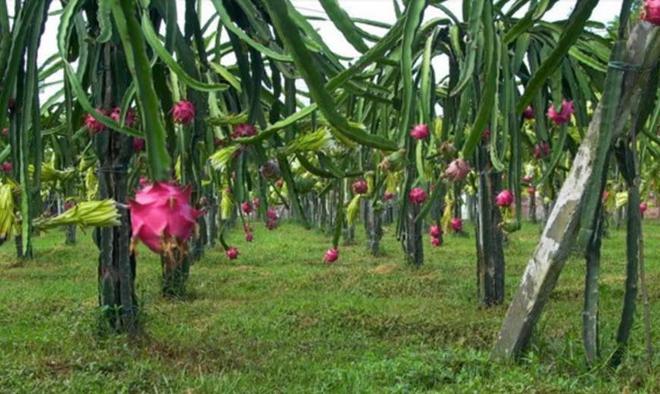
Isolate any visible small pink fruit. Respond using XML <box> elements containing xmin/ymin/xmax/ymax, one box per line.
<box><xmin>267</xmin><ymin>208</ymin><xmax>278</xmax><ymax>221</ymax></box>
<box><xmin>533</xmin><ymin>142</ymin><xmax>550</xmax><ymax>159</ymax></box>
<box><xmin>429</xmin><ymin>225</ymin><xmax>441</xmax><ymax>238</ymax></box>
<box><xmin>172</xmin><ymin>100</ymin><xmax>195</xmax><ymax>125</ymax></box>
<box><xmin>133</xmin><ymin>138</ymin><xmax>145</xmax><ymax>152</ymax></box>
<box><xmin>110</xmin><ymin>107</ymin><xmax>137</xmax><ymax>127</ymax></box>
<box><xmin>324</xmin><ymin>248</ymin><xmax>339</xmax><ymax>263</ymax></box>
<box><xmin>445</xmin><ymin>158</ymin><xmax>470</xmax><ymax>182</ymax></box>
<box><xmin>547</xmin><ymin>99</ymin><xmax>574</xmax><ymax>125</ymax></box>
<box><xmin>1</xmin><ymin>161</ymin><xmax>12</xmax><ymax>173</ymax></box>
<box><xmin>245</xmin><ymin>232</ymin><xmax>254</xmax><ymax>242</ymax></box>
<box><xmin>408</xmin><ymin>187</ymin><xmax>427</xmax><ymax>205</ymax></box>
<box><xmin>266</xmin><ymin>219</ymin><xmax>278</xmax><ymax>230</ymax></box>
<box><xmin>383</xmin><ymin>191</ymin><xmax>395</xmax><ymax>201</ymax></box>
<box><xmin>409</xmin><ymin>123</ymin><xmax>429</xmax><ymax>140</ymax></box>
<box><xmin>431</xmin><ymin>237</ymin><xmax>441</xmax><ymax>247</ymax></box>
<box><xmin>226</xmin><ymin>247</ymin><xmax>239</xmax><ymax>260</ymax></box>
<box><xmin>523</xmin><ymin>106</ymin><xmax>535</xmax><ymax>120</ymax></box>
<box><xmin>352</xmin><ymin>179</ymin><xmax>368</xmax><ymax>194</ymax></box>
<box><xmin>495</xmin><ymin>189</ymin><xmax>514</xmax><ymax>207</ymax></box>
<box><xmin>232</xmin><ymin>123</ymin><xmax>257</xmax><ymax>138</ymax></box>
<box><xmin>84</xmin><ymin>110</ymin><xmax>106</xmax><ymax>134</ymax></box>
<box><xmin>241</xmin><ymin>201</ymin><xmax>252</xmax><ymax>215</ymax></box>
<box><xmin>642</xmin><ymin>0</ymin><xmax>660</xmax><ymax>25</ymax></box>
<box><xmin>451</xmin><ymin>217</ymin><xmax>463</xmax><ymax>232</ymax></box>
<box><xmin>640</xmin><ymin>202</ymin><xmax>648</xmax><ymax>214</ymax></box>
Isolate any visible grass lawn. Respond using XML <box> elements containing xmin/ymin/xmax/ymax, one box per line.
<box><xmin>1</xmin><ymin>220</ymin><xmax>659</xmax><ymax>393</ymax></box>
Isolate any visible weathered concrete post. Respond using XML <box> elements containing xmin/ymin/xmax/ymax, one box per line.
<box><xmin>492</xmin><ymin>22</ymin><xmax>659</xmax><ymax>360</ymax></box>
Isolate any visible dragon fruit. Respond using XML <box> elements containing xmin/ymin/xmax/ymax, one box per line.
<box><xmin>352</xmin><ymin>179</ymin><xmax>368</xmax><ymax>194</ymax></box>
<box><xmin>232</xmin><ymin>123</ymin><xmax>257</xmax><ymax>138</ymax></box>
<box><xmin>266</xmin><ymin>207</ymin><xmax>279</xmax><ymax>230</ymax></box>
<box><xmin>523</xmin><ymin>106</ymin><xmax>535</xmax><ymax>120</ymax></box>
<box><xmin>495</xmin><ymin>189</ymin><xmax>514</xmax><ymax>207</ymax></box>
<box><xmin>226</xmin><ymin>247</ymin><xmax>239</xmax><ymax>260</ymax></box>
<box><xmin>241</xmin><ymin>201</ymin><xmax>253</xmax><ymax>215</ymax></box>
<box><xmin>409</xmin><ymin>123</ymin><xmax>429</xmax><ymax>140</ymax></box>
<box><xmin>84</xmin><ymin>110</ymin><xmax>107</xmax><ymax>134</ymax></box>
<box><xmin>431</xmin><ymin>237</ymin><xmax>441</xmax><ymax>247</ymax></box>
<box><xmin>642</xmin><ymin>0</ymin><xmax>660</xmax><ymax>25</ymax></box>
<box><xmin>110</xmin><ymin>107</ymin><xmax>137</xmax><ymax>127</ymax></box>
<box><xmin>324</xmin><ymin>248</ymin><xmax>339</xmax><ymax>263</ymax></box>
<box><xmin>245</xmin><ymin>232</ymin><xmax>254</xmax><ymax>242</ymax></box>
<box><xmin>408</xmin><ymin>188</ymin><xmax>427</xmax><ymax>204</ymax></box>
<box><xmin>547</xmin><ymin>99</ymin><xmax>574</xmax><ymax>125</ymax></box>
<box><xmin>383</xmin><ymin>191</ymin><xmax>395</xmax><ymax>201</ymax></box>
<box><xmin>533</xmin><ymin>142</ymin><xmax>550</xmax><ymax>159</ymax></box>
<box><xmin>445</xmin><ymin>158</ymin><xmax>470</xmax><ymax>182</ymax></box>
<box><xmin>129</xmin><ymin>181</ymin><xmax>201</xmax><ymax>254</ymax></box>
<box><xmin>133</xmin><ymin>138</ymin><xmax>145</xmax><ymax>153</ymax></box>
<box><xmin>172</xmin><ymin>100</ymin><xmax>195</xmax><ymax>125</ymax></box>
<box><xmin>1</xmin><ymin>161</ymin><xmax>12</xmax><ymax>173</ymax></box>
<box><xmin>429</xmin><ymin>225</ymin><xmax>441</xmax><ymax>238</ymax></box>
<box><xmin>640</xmin><ymin>202</ymin><xmax>648</xmax><ymax>214</ymax></box>
<box><xmin>451</xmin><ymin>217</ymin><xmax>463</xmax><ymax>232</ymax></box>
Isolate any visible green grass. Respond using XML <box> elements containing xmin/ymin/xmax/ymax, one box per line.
<box><xmin>1</xmin><ymin>220</ymin><xmax>659</xmax><ymax>393</ymax></box>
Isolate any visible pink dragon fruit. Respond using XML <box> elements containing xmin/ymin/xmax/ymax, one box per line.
<box><xmin>226</xmin><ymin>247</ymin><xmax>239</xmax><ymax>260</ymax></box>
<box><xmin>129</xmin><ymin>181</ymin><xmax>201</xmax><ymax>254</ymax></box>
<box><xmin>408</xmin><ymin>187</ymin><xmax>427</xmax><ymax>205</ymax></box>
<box><xmin>245</xmin><ymin>232</ymin><xmax>254</xmax><ymax>242</ymax></box>
<box><xmin>241</xmin><ymin>201</ymin><xmax>253</xmax><ymax>215</ymax></box>
<box><xmin>84</xmin><ymin>110</ymin><xmax>107</xmax><ymax>134</ymax></box>
<box><xmin>640</xmin><ymin>202</ymin><xmax>648</xmax><ymax>214</ymax></box>
<box><xmin>383</xmin><ymin>191</ymin><xmax>395</xmax><ymax>201</ymax></box>
<box><xmin>445</xmin><ymin>158</ymin><xmax>470</xmax><ymax>182</ymax></box>
<box><xmin>324</xmin><ymin>248</ymin><xmax>339</xmax><ymax>263</ymax></box>
<box><xmin>172</xmin><ymin>100</ymin><xmax>195</xmax><ymax>125</ymax></box>
<box><xmin>451</xmin><ymin>217</ymin><xmax>463</xmax><ymax>232</ymax></box>
<box><xmin>431</xmin><ymin>237</ymin><xmax>441</xmax><ymax>247</ymax></box>
<box><xmin>523</xmin><ymin>106</ymin><xmax>535</xmax><ymax>120</ymax></box>
<box><xmin>352</xmin><ymin>179</ymin><xmax>368</xmax><ymax>194</ymax></box>
<box><xmin>110</xmin><ymin>107</ymin><xmax>137</xmax><ymax>127</ymax></box>
<box><xmin>642</xmin><ymin>0</ymin><xmax>660</xmax><ymax>25</ymax></box>
<box><xmin>232</xmin><ymin>123</ymin><xmax>257</xmax><ymax>138</ymax></box>
<box><xmin>495</xmin><ymin>189</ymin><xmax>514</xmax><ymax>207</ymax></box>
<box><xmin>429</xmin><ymin>225</ymin><xmax>442</xmax><ymax>238</ymax></box>
<box><xmin>533</xmin><ymin>142</ymin><xmax>550</xmax><ymax>159</ymax></box>
<box><xmin>267</xmin><ymin>208</ymin><xmax>278</xmax><ymax>220</ymax></box>
<box><xmin>547</xmin><ymin>99</ymin><xmax>574</xmax><ymax>125</ymax></box>
<box><xmin>409</xmin><ymin>123</ymin><xmax>429</xmax><ymax>140</ymax></box>
<box><xmin>133</xmin><ymin>138</ymin><xmax>145</xmax><ymax>153</ymax></box>
<box><xmin>1</xmin><ymin>161</ymin><xmax>12</xmax><ymax>173</ymax></box>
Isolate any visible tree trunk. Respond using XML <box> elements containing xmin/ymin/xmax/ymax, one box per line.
<box><xmin>475</xmin><ymin>145</ymin><xmax>505</xmax><ymax>306</ymax></box>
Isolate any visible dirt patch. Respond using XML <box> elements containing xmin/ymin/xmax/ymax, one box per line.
<box><xmin>370</xmin><ymin>264</ymin><xmax>398</xmax><ymax>275</ymax></box>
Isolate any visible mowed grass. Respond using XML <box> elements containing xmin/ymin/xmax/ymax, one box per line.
<box><xmin>0</xmin><ymin>219</ymin><xmax>659</xmax><ymax>393</ymax></box>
